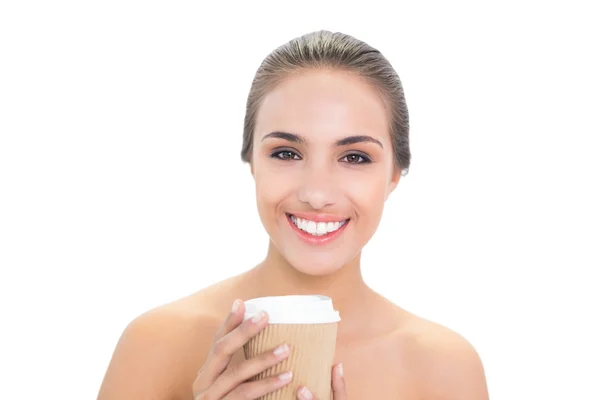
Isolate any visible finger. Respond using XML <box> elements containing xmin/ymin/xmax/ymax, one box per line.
<box><xmin>209</xmin><ymin>343</ymin><xmax>291</xmax><ymax>398</ymax></box>
<box><xmin>223</xmin><ymin>370</ymin><xmax>293</xmax><ymax>400</ymax></box>
<box><xmin>205</xmin><ymin>299</ymin><xmax>247</xmax><ymax>378</ymax></box>
<box><xmin>296</xmin><ymin>362</ymin><xmax>347</xmax><ymax>400</ymax></box>
<box><xmin>193</xmin><ymin>300</ymin><xmax>247</xmax><ymax>394</ymax></box>
<box><xmin>331</xmin><ymin>363</ymin><xmax>348</xmax><ymax>400</ymax></box>
<box><xmin>204</xmin><ymin>309</ymin><xmax>269</xmax><ymax>380</ymax></box>
<box><xmin>213</xmin><ymin>299</ymin><xmax>246</xmax><ymax>342</ymax></box>
<box><xmin>297</xmin><ymin>386</ymin><xmax>315</xmax><ymax>400</ymax></box>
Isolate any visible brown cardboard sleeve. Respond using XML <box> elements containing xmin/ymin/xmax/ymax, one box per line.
<box><xmin>243</xmin><ymin>322</ymin><xmax>338</xmax><ymax>400</ymax></box>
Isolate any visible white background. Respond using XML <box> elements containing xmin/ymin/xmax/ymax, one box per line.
<box><xmin>1</xmin><ymin>1</ymin><xmax>598</xmax><ymax>399</ymax></box>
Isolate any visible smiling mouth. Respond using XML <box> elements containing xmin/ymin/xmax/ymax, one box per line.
<box><xmin>286</xmin><ymin>213</ymin><xmax>350</xmax><ymax>237</ymax></box>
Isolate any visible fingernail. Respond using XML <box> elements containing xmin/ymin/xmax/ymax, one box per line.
<box><xmin>251</xmin><ymin>310</ymin><xmax>266</xmax><ymax>323</ymax></box>
<box><xmin>231</xmin><ymin>299</ymin><xmax>240</xmax><ymax>313</ymax></box>
<box><xmin>338</xmin><ymin>362</ymin><xmax>344</xmax><ymax>377</ymax></box>
<box><xmin>299</xmin><ymin>386</ymin><xmax>313</xmax><ymax>400</ymax></box>
<box><xmin>273</xmin><ymin>343</ymin><xmax>289</xmax><ymax>356</ymax></box>
<box><xmin>278</xmin><ymin>371</ymin><xmax>293</xmax><ymax>381</ymax></box>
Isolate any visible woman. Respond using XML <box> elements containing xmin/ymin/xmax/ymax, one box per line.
<box><xmin>97</xmin><ymin>30</ymin><xmax>489</xmax><ymax>400</ymax></box>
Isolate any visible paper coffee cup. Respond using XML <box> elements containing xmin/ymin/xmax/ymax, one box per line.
<box><xmin>243</xmin><ymin>295</ymin><xmax>341</xmax><ymax>400</ymax></box>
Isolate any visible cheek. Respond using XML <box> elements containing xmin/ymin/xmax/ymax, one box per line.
<box><xmin>254</xmin><ymin>164</ymin><xmax>295</xmax><ymax>215</ymax></box>
<box><xmin>345</xmin><ymin>170</ymin><xmax>389</xmax><ymax>214</ymax></box>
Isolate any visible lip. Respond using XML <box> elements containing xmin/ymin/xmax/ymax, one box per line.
<box><xmin>286</xmin><ymin>214</ymin><xmax>349</xmax><ymax>245</ymax></box>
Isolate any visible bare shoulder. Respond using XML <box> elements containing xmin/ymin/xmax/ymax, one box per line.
<box><xmin>96</xmin><ymin>278</ymin><xmax>239</xmax><ymax>400</ymax></box>
<box><xmin>396</xmin><ymin>312</ymin><xmax>489</xmax><ymax>400</ymax></box>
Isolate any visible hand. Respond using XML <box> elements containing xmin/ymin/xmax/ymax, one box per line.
<box><xmin>193</xmin><ymin>299</ymin><xmax>293</xmax><ymax>399</ymax></box>
<box><xmin>296</xmin><ymin>363</ymin><xmax>348</xmax><ymax>400</ymax></box>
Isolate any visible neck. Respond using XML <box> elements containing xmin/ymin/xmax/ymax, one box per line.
<box><xmin>242</xmin><ymin>241</ymin><xmax>378</xmax><ymax>336</ymax></box>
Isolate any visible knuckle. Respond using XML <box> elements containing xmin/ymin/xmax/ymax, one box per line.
<box><xmin>192</xmin><ymin>381</ymin><xmax>205</xmax><ymax>395</ymax></box>
<box><xmin>212</xmin><ymin>338</ymin><xmax>227</xmax><ymax>357</ymax></box>
<box><xmin>193</xmin><ymin>366</ymin><xmax>205</xmax><ymax>382</ymax></box>
<box><xmin>192</xmin><ymin>375</ymin><xmax>212</xmax><ymax>400</ymax></box>
<box><xmin>226</xmin><ymin>362</ymin><xmax>244</xmax><ymax>382</ymax></box>
<box><xmin>197</xmin><ymin>386</ymin><xmax>222</xmax><ymax>400</ymax></box>
<box><xmin>192</xmin><ymin>390</ymin><xmax>208</xmax><ymax>400</ymax></box>
<box><xmin>259</xmin><ymin>351</ymin><xmax>278</xmax><ymax>366</ymax></box>
<box><xmin>239</xmin><ymin>319</ymin><xmax>254</xmax><ymax>336</ymax></box>
<box><xmin>238</xmin><ymin>353</ymin><xmax>274</xmax><ymax>381</ymax></box>
<box><xmin>230</xmin><ymin>383</ymin><xmax>252</xmax><ymax>399</ymax></box>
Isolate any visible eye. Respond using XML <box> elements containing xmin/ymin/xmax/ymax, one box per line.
<box><xmin>341</xmin><ymin>153</ymin><xmax>371</xmax><ymax>164</ymax></box>
<box><xmin>271</xmin><ymin>150</ymin><xmax>302</xmax><ymax>161</ymax></box>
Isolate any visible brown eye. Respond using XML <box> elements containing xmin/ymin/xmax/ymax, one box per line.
<box><xmin>271</xmin><ymin>150</ymin><xmax>301</xmax><ymax>160</ymax></box>
<box><xmin>341</xmin><ymin>153</ymin><xmax>371</xmax><ymax>164</ymax></box>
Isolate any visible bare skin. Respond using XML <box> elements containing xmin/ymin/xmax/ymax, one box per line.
<box><xmin>97</xmin><ymin>254</ymin><xmax>488</xmax><ymax>399</ymax></box>
<box><xmin>97</xmin><ymin>69</ymin><xmax>489</xmax><ymax>399</ymax></box>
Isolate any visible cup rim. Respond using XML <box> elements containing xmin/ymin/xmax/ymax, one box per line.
<box><xmin>242</xmin><ymin>294</ymin><xmax>341</xmax><ymax>324</ymax></box>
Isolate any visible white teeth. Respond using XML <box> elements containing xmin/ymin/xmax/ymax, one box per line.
<box><xmin>316</xmin><ymin>222</ymin><xmax>327</xmax><ymax>236</ymax></box>
<box><xmin>306</xmin><ymin>221</ymin><xmax>317</xmax><ymax>234</ymax></box>
<box><xmin>289</xmin><ymin>215</ymin><xmax>348</xmax><ymax>237</ymax></box>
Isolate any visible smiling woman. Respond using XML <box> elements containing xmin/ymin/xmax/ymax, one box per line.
<box><xmin>250</xmin><ymin>69</ymin><xmax>401</xmax><ymax>278</ymax></box>
<box><xmin>97</xmin><ymin>30</ymin><xmax>489</xmax><ymax>400</ymax></box>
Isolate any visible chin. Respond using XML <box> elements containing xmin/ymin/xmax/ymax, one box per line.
<box><xmin>283</xmin><ymin>251</ymin><xmax>348</xmax><ymax>277</ymax></box>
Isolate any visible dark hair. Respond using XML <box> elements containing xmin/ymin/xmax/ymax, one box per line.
<box><xmin>241</xmin><ymin>30</ymin><xmax>411</xmax><ymax>176</ymax></box>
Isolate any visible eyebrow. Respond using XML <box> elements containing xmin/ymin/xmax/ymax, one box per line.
<box><xmin>261</xmin><ymin>131</ymin><xmax>383</xmax><ymax>148</ymax></box>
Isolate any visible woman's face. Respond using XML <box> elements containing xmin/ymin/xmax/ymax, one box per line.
<box><xmin>251</xmin><ymin>69</ymin><xmax>401</xmax><ymax>276</ymax></box>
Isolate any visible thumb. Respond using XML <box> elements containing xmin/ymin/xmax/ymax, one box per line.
<box><xmin>332</xmin><ymin>363</ymin><xmax>348</xmax><ymax>400</ymax></box>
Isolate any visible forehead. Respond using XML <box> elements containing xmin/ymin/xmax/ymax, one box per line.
<box><xmin>255</xmin><ymin>70</ymin><xmax>390</xmax><ymax>143</ymax></box>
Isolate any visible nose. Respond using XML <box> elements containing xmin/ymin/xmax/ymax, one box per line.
<box><xmin>297</xmin><ymin>163</ymin><xmax>337</xmax><ymax>210</ymax></box>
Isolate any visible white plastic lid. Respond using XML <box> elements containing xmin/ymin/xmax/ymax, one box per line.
<box><xmin>243</xmin><ymin>295</ymin><xmax>341</xmax><ymax>324</ymax></box>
